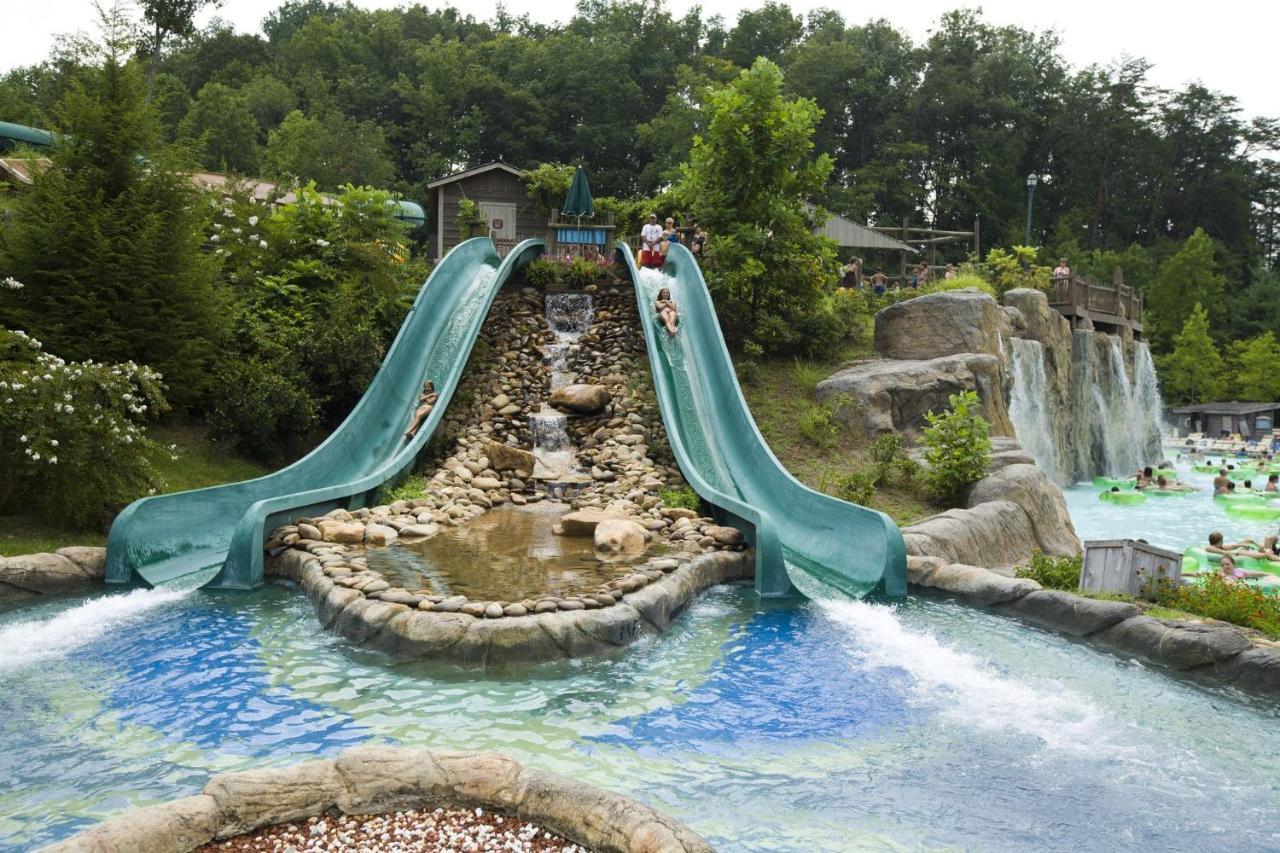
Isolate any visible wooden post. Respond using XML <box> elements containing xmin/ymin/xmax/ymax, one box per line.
<box><xmin>973</xmin><ymin>215</ymin><xmax>981</xmax><ymax>260</ymax></box>
<box><xmin>900</xmin><ymin>216</ymin><xmax>909</xmax><ymax>279</ymax></box>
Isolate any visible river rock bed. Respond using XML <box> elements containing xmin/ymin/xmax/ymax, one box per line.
<box><xmin>195</xmin><ymin>807</ymin><xmax>588</xmax><ymax>852</ymax></box>
<box><xmin>265</xmin><ymin>284</ymin><xmax>750</xmax><ymax>633</ymax></box>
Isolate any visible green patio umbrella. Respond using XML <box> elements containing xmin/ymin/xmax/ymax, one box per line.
<box><xmin>561</xmin><ymin>165</ymin><xmax>595</xmax><ymax>219</ymax></box>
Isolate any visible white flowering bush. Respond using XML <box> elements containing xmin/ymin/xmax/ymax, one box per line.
<box><xmin>0</xmin><ymin>328</ymin><xmax>171</xmax><ymax>526</ymax></box>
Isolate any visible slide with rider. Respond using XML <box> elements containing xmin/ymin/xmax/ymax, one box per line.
<box><xmin>106</xmin><ymin>237</ymin><xmax>544</xmax><ymax>590</ymax></box>
<box><xmin>616</xmin><ymin>241</ymin><xmax>906</xmax><ymax>599</ymax></box>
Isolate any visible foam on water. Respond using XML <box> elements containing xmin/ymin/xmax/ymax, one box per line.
<box><xmin>0</xmin><ymin>587</ymin><xmax>189</xmax><ymax>672</ymax></box>
<box><xmin>818</xmin><ymin>599</ymin><xmax>1108</xmax><ymax>752</ymax></box>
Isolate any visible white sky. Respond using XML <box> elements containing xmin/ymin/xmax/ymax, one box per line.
<box><xmin>2</xmin><ymin>0</ymin><xmax>1276</xmax><ymax>119</ymax></box>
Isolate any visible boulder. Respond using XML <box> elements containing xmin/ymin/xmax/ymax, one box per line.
<box><xmin>364</xmin><ymin>523</ymin><xmax>398</xmax><ymax>547</ymax></box>
<box><xmin>594</xmin><ymin>519</ymin><xmax>651</xmax><ymax>556</ymax></box>
<box><xmin>996</xmin><ymin>590</ymin><xmax>1139</xmax><ymax>636</ymax></box>
<box><xmin>816</xmin><ymin>353</ymin><xmax>1013</xmax><ymax>437</ymax></box>
<box><xmin>55</xmin><ymin>546</ymin><xmax>107</xmax><ymax>577</ymax></box>
<box><xmin>471</xmin><ymin>476</ymin><xmax>502</xmax><ymax>491</ymax></box>
<box><xmin>398</xmin><ymin>523</ymin><xmax>439</xmax><ymax>539</ymax></box>
<box><xmin>558</xmin><ymin>509</ymin><xmax>627</xmax><ymax>536</ymax></box>
<box><xmin>874</xmin><ymin>289</ymin><xmax>1005</xmax><ymax>360</ymax></box>
<box><xmin>318</xmin><ymin>520</ymin><xmax>366</xmax><ymax>544</ymax></box>
<box><xmin>966</xmin><ymin>463</ymin><xmax>1080</xmax><ymax>558</ymax></box>
<box><xmin>484</xmin><ymin>439</ymin><xmax>536</xmax><ymax>473</ymax></box>
<box><xmin>549</xmin><ymin>383</ymin><xmax>611</xmax><ymax>415</ymax></box>
<box><xmin>0</xmin><ymin>552</ymin><xmax>96</xmax><ymax>599</ymax></box>
<box><xmin>704</xmin><ymin>525</ymin><xmax>745</xmax><ymax>546</ymax></box>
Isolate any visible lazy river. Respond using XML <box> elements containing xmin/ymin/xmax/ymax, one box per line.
<box><xmin>3</xmin><ymin>537</ymin><xmax>1279</xmax><ymax>850</ymax></box>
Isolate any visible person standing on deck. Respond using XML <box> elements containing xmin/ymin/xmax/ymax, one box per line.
<box><xmin>640</xmin><ymin>214</ymin><xmax>663</xmax><ymax>268</ymax></box>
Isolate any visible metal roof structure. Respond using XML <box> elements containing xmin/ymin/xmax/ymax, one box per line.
<box><xmin>1171</xmin><ymin>402</ymin><xmax>1280</xmax><ymax>415</ymax></box>
<box><xmin>426</xmin><ymin>161</ymin><xmax>524</xmax><ymax>189</ymax></box>
<box><xmin>804</xmin><ymin>203</ymin><xmax>917</xmax><ymax>253</ymax></box>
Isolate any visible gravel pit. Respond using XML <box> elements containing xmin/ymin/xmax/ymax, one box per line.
<box><xmin>196</xmin><ymin>806</ymin><xmax>591</xmax><ymax>852</ymax></box>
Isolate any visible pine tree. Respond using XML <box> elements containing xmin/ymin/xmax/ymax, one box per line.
<box><xmin>1157</xmin><ymin>303</ymin><xmax>1224</xmax><ymax>405</ymax></box>
<box><xmin>1227</xmin><ymin>332</ymin><xmax>1280</xmax><ymax>402</ymax></box>
<box><xmin>0</xmin><ymin>6</ymin><xmax>226</xmax><ymax>410</ymax></box>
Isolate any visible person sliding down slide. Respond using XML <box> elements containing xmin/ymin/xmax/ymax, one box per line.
<box><xmin>404</xmin><ymin>380</ymin><xmax>438</xmax><ymax>440</ymax></box>
<box><xmin>655</xmin><ymin>288</ymin><xmax>679</xmax><ymax>336</ymax></box>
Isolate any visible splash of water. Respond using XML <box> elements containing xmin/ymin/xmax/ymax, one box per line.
<box><xmin>818</xmin><ymin>599</ymin><xmax>1109</xmax><ymax>752</ymax></box>
<box><xmin>0</xmin><ymin>587</ymin><xmax>190</xmax><ymax>672</ymax></box>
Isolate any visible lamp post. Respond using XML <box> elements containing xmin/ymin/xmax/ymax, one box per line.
<box><xmin>1024</xmin><ymin>172</ymin><xmax>1039</xmax><ymax>246</ymax></box>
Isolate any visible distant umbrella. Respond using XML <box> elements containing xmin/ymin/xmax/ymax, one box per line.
<box><xmin>560</xmin><ymin>165</ymin><xmax>595</xmax><ymax>219</ymax></box>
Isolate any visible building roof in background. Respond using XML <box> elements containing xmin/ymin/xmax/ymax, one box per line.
<box><xmin>426</xmin><ymin>161</ymin><xmax>525</xmax><ymax>189</ymax></box>
<box><xmin>1172</xmin><ymin>402</ymin><xmax>1280</xmax><ymax>415</ymax></box>
<box><xmin>804</xmin><ymin>203</ymin><xmax>917</xmax><ymax>253</ymax></box>
<box><xmin>0</xmin><ymin>156</ymin><xmax>52</xmax><ymax>185</ymax></box>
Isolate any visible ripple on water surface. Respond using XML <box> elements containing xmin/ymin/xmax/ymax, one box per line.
<box><xmin>1</xmin><ymin>574</ymin><xmax>1279</xmax><ymax>850</ymax></box>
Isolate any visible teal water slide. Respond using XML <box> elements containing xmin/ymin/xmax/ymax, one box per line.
<box><xmin>617</xmin><ymin>242</ymin><xmax>906</xmax><ymax>599</ymax></box>
<box><xmin>106</xmin><ymin>237</ymin><xmax>544</xmax><ymax>589</ymax></box>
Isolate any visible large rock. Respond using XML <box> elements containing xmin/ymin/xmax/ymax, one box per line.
<box><xmin>874</xmin><ymin>289</ymin><xmax>1006</xmax><ymax>360</ymax></box>
<box><xmin>0</xmin><ymin>552</ymin><xmax>99</xmax><ymax>601</ymax></box>
<box><xmin>484</xmin><ymin>439</ymin><xmax>536</xmax><ymax>473</ymax></box>
<box><xmin>549</xmin><ymin>383</ymin><xmax>611</xmax><ymax>415</ymax></box>
<box><xmin>318</xmin><ymin>519</ymin><xmax>366</xmax><ymax>544</ymax></box>
<box><xmin>203</xmin><ymin>759</ymin><xmax>344</xmax><ymax>837</ymax></box>
<box><xmin>594</xmin><ymin>519</ymin><xmax>651</xmax><ymax>556</ymax></box>
<box><xmin>817</xmin><ymin>353</ymin><xmax>1013</xmax><ymax>437</ymax></box>
<box><xmin>558</xmin><ymin>509</ymin><xmax>627</xmax><ymax>536</ymax></box>
<box><xmin>40</xmin><ymin>794</ymin><xmax>223</xmax><ymax>853</ymax></box>
<box><xmin>995</xmin><ymin>590</ymin><xmax>1139</xmax><ymax>636</ymax></box>
<box><xmin>1003</xmin><ymin>288</ymin><xmax>1070</xmax><ymax>349</ymax></box>
<box><xmin>966</xmin><ymin>463</ymin><xmax>1079</xmax><ymax>558</ymax></box>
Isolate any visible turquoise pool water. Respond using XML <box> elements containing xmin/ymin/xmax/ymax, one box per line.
<box><xmin>2</xmin><ymin>565</ymin><xmax>1279</xmax><ymax>850</ymax></box>
<box><xmin>1063</xmin><ymin>457</ymin><xmax>1280</xmax><ymax>553</ymax></box>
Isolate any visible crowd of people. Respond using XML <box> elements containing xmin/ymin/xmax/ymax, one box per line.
<box><xmin>836</xmin><ymin>259</ymin><xmax>959</xmax><ymax>296</ymax></box>
<box><xmin>638</xmin><ymin>214</ymin><xmax>706</xmax><ymax>269</ymax></box>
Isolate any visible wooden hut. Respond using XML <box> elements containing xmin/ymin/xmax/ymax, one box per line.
<box><xmin>426</xmin><ymin>163</ymin><xmax>543</xmax><ymax>260</ymax></box>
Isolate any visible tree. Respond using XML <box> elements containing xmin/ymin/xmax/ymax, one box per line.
<box><xmin>1226</xmin><ymin>332</ymin><xmax>1280</xmax><ymax>402</ymax></box>
<box><xmin>677</xmin><ymin>57</ymin><xmax>837</xmax><ymax>352</ymax></box>
<box><xmin>1157</xmin><ymin>304</ymin><xmax>1224</xmax><ymax>405</ymax></box>
<box><xmin>140</xmin><ymin>0</ymin><xmax>221</xmax><ymax>98</ymax></box>
<box><xmin>1144</xmin><ymin>227</ymin><xmax>1227</xmax><ymax>352</ymax></box>
<box><xmin>263</xmin><ymin>110</ymin><xmax>396</xmax><ymax>190</ymax></box>
<box><xmin>178</xmin><ymin>82</ymin><xmax>260</xmax><ymax>173</ymax></box>
<box><xmin>0</xmin><ymin>7</ymin><xmax>226</xmax><ymax>410</ymax></box>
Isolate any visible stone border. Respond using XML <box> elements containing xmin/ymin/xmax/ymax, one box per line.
<box><xmin>41</xmin><ymin>745</ymin><xmax>713</xmax><ymax>853</ymax></box>
<box><xmin>268</xmin><ymin>546</ymin><xmax>753</xmax><ymax>664</ymax></box>
<box><xmin>908</xmin><ymin>555</ymin><xmax>1280</xmax><ymax>696</ymax></box>
<box><xmin>0</xmin><ymin>547</ymin><xmax>105</xmax><ymax>605</ymax></box>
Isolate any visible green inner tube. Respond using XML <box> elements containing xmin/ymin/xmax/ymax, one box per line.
<box><xmin>1224</xmin><ymin>503</ymin><xmax>1280</xmax><ymax>521</ymax></box>
<box><xmin>1099</xmin><ymin>490</ymin><xmax>1147</xmax><ymax>505</ymax></box>
<box><xmin>1228</xmin><ymin>469</ymin><xmax>1260</xmax><ymax>481</ymax></box>
<box><xmin>1192</xmin><ymin>464</ymin><xmax>1221</xmax><ymax>474</ymax></box>
<box><xmin>1145</xmin><ymin>488</ymin><xmax>1194</xmax><ymax>497</ymax></box>
<box><xmin>1092</xmin><ymin>476</ymin><xmax>1136</xmax><ymax>490</ymax></box>
<box><xmin>1214</xmin><ymin>493</ymin><xmax>1265</xmax><ymax>505</ymax></box>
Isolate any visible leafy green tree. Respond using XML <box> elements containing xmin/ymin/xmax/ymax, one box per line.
<box><xmin>1157</xmin><ymin>304</ymin><xmax>1224</xmax><ymax>405</ymax></box>
<box><xmin>0</xmin><ymin>11</ymin><xmax>226</xmax><ymax>411</ymax></box>
<box><xmin>264</xmin><ymin>109</ymin><xmax>396</xmax><ymax>190</ymax></box>
<box><xmin>1145</xmin><ymin>227</ymin><xmax>1226</xmax><ymax>351</ymax></box>
<box><xmin>677</xmin><ymin>57</ymin><xmax>837</xmax><ymax>352</ymax></box>
<box><xmin>178</xmin><ymin>82</ymin><xmax>261</xmax><ymax>173</ymax></box>
<box><xmin>140</xmin><ymin>0</ymin><xmax>221</xmax><ymax>98</ymax></box>
<box><xmin>1226</xmin><ymin>332</ymin><xmax>1280</xmax><ymax>402</ymax></box>
<box><xmin>240</xmin><ymin>74</ymin><xmax>297</xmax><ymax>138</ymax></box>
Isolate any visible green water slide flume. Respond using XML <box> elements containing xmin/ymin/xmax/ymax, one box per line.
<box><xmin>617</xmin><ymin>242</ymin><xmax>906</xmax><ymax>599</ymax></box>
<box><xmin>106</xmin><ymin>237</ymin><xmax>545</xmax><ymax>590</ymax></box>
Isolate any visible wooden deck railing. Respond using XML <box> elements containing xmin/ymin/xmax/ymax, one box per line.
<box><xmin>1049</xmin><ymin>270</ymin><xmax>1143</xmax><ymax>326</ymax></box>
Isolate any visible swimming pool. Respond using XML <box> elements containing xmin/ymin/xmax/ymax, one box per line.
<box><xmin>2</xmin><ymin>561</ymin><xmax>1278</xmax><ymax>850</ymax></box>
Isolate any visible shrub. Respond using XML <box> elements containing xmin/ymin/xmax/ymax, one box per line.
<box><xmin>828</xmin><ymin>468</ymin><xmax>876</xmax><ymax>505</ymax></box>
<box><xmin>868</xmin><ymin>433</ymin><xmax>919</xmax><ymax>487</ymax></box>
<box><xmin>207</xmin><ymin>359</ymin><xmax>320</xmax><ymax>461</ymax></box>
<box><xmin>921</xmin><ymin>390</ymin><xmax>991</xmax><ymax>503</ymax></box>
<box><xmin>456</xmin><ymin>198</ymin><xmax>482</xmax><ymax>240</ymax></box>
<box><xmin>0</xmin><ymin>329</ymin><xmax>171</xmax><ymax>526</ymax></box>
<box><xmin>792</xmin><ymin>358</ymin><xmax>826</xmax><ymax>394</ymax></box>
<box><xmin>562</xmin><ymin>257</ymin><xmax>601</xmax><ymax>289</ymax></box>
<box><xmin>380</xmin><ymin>473</ymin><xmax>429</xmax><ymax>504</ymax></box>
<box><xmin>798</xmin><ymin>401</ymin><xmax>839</xmax><ymax>449</ymax></box>
<box><xmin>1015</xmin><ymin>551</ymin><xmax>1082</xmax><ymax>591</ymax></box>
<box><xmin>1156</xmin><ymin>572</ymin><xmax>1280</xmax><ymax>638</ymax></box>
<box><xmin>659</xmin><ymin>486</ymin><xmax>701</xmax><ymax>512</ymax></box>
<box><xmin>523</xmin><ymin>258</ymin><xmax>561</xmax><ymax>288</ymax></box>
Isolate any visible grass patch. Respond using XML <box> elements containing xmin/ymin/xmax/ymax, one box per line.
<box><xmin>379</xmin><ymin>473</ymin><xmax>430</xmax><ymax>504</ymax></box>
<box><xmin>0</xmin><ymin>421</ymin><xmax>268</xmax><ymax>557</ymax></box>
<box><xmin>739</xmin><ymin>348</ymin><xmax>938</xmax><ymax>526</ymax></box>
<box><xmin>791</xmin><ymin>358</ymin><xmax>827</xmax><ymax>394</ymax></box>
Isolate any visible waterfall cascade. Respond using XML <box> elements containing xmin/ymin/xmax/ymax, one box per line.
<box><xmin>530</xmin><ymin>293</ymin><xmax>594</xmax><ymax>487</ymax></box>
<box><xmin>1006</xmin><ymin>328</ymin><xmax>1164</xmax><ymax>485</ymax></box>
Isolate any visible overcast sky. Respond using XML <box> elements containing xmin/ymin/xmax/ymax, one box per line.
<box><xmin>3</xmin><ymin>0</ymin><xmax>1276</xmax><ymax>119</ymax></box>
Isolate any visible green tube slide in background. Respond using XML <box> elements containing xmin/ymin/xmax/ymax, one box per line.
<box><xmin>106</xmin><ymin>238</ymin><xmax>544</xmax><ymax>589</ymax></box>
<box><xmin>616</xmin><ymin>242</ymin><xmax>906</xmax><ymax>599</ymax></box>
